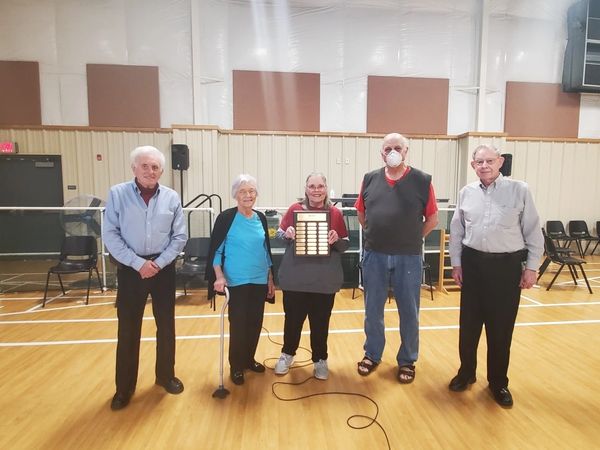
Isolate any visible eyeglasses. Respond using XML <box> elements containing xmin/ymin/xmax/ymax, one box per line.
<box><xmin>238</xmin><ymin>189</ymin><xmax>257</xmax><ymax>196</ymax></box>
<box><xmin>473</xmin><ymin>158</ymin><xmax>499</xmax><ymax>167</ymax></box>
<box><xmin>383</xmin><ymin>146</ymin><xmax>404</xmax><ymax>154</ymax></box>
<box><xmin>306</xmin><ymin>184</ymin><xmax>326</xmax><ymax>191</ymax></box>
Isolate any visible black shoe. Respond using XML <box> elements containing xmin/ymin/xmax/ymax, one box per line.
<box><xmin>110</xmin><ymin>392</ymin><xmax>131</xmax><ymax>411</ymax></box>
<box><xmin>449</xmin><ymin>374</ymin><xmax>476</xmax><ymax>392</ymax></box>
<box><xmin>248</xmin><ymin>361</ymin><xmax>265</xmax><ymax>373</ymax></box>
<box><xmin>490</xmin><ymin>386</ymin><xmax>513</xmax><ymax>407</ymax></box>
<box><xmin>155</xmin><ymin>377</ymin><xmax>184</xmax><ymax>395</ymax></box>
<box><xmin>230</xmin><ymin>370</ymin><xmax>245</xmax><ymax>385</ymax></box>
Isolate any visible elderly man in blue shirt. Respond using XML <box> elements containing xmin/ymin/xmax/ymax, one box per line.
<box><xmin>103</xmin><ymin>145</ymin><xmax>187</xmax><ymax>411</ymax></box>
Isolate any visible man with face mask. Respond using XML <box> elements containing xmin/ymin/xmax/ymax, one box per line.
<box><xmin>355</xmin><ymin>133</ymin><xmax>438</xmax><ymax>383</ymax></box>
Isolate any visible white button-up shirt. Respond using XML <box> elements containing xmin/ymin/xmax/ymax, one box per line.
<box><xmin>449</xmin><ymin>174</ymin><xmax>544</xmax><ymax>271</ymax></box>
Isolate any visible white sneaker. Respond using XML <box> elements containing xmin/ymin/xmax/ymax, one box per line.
<box><xmin>313</xmin><ymin>359</ymin><xmax>329</xmax><ymax>380</ymax></box>
<box><xmin>274</xmin><ymin>353</ymin><xmax>294</xmax><ymax>375</ymax></box>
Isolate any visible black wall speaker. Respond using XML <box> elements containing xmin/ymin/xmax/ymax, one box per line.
<box><xmin>500</xmin><ymin>153</ymin><xmax>512</xmax><ymax>177</ymax></box>
<box><xmin>562</xmin><ymin>0</ymin><xmax>600</xmax><ymax>92</ymax></box>
<box><xmin>171</xmin><ymin>144</ymin><xmax>189</xmax><ymax>170</ymax></box>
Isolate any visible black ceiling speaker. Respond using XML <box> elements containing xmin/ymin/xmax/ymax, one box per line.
<box><xmin>171</xmin><ymin>144</ymin><xmax>189</xmax><ymax>170</ymax></box>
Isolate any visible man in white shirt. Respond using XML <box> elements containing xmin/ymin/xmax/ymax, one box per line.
<box><xmin>448</xmin><ymin>144</ymin><xmax>543</xmax><ymax>408</ymax></box>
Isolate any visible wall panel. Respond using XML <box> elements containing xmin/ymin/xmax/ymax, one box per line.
<box><xmin>87</xmin><ymin>64</ymin><xmax>161</xmax><ymax>128</ymax></box>
<box><xmin>504</xmin><ymin>82</ymin><xmax>579</xmax><ymax>138</ymax></box>
<box><xmin>233</xmin><ymin>70</ymin><xmax>320</xmax><ymax>132</ymax></box>
<box><xmin>367</xmin><ymin>76</ymin><xmax>449</xmax><ymax>135</ymax></box>
<box><xmin>0</xmin><ymin>61</ymin><xmax>41</xmax><ymax>126</ymax></box>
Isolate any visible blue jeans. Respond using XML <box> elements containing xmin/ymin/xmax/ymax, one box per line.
<box><xmin>362</xmin><ymin>250</ymin><xmax>421</xmax><ymax>366</ymax></box>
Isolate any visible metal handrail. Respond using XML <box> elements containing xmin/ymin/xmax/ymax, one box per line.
<box><xmin>184</xmin><ymin>193</ymin><xmax>211</xmax><ymax>208</ymax></box>
<box><xmin>184</xmin><ymin>194</ymin><xmax>222</xmax><ymax>234</ymax></box>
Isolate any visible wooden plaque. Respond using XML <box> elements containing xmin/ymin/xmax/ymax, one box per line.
<box><xmin>293</xmin><ymin>211</ymin><xmax>330</xmax><ymax>257</ymax></box>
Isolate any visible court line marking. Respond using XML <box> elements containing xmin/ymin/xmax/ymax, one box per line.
<box><xmin>1</xmin><ymin>319</ymin><xmax>600</xmax><ymax>347</ymax></box>
<box><xmin>0</xmin><ymin>272</ymin><xmax>52</xmax><ymax>276</ymax></box>
<box><xmin>0</xmin><ymin>291</ymin><xmax>187</xmax><ymax>301</ymax></box>
<box><xmin>25</xmin><ymin>294</ymin><xmax>63</xmax><ymax>312</ymax></box>
<box><xmin>0</xmin><ymin>274</ymin><xmax>25</xmax><ymax>283</ymax></box>
<box><xmin>0</xmin><ymin>283</ymin><xmax>30</xmax><ymax>293</ymax></box>
<box><xmin>2</xmin><ymin>301</ymin><xmax>600</xmax><ymax>323</ymax></box>
<box><xmin>556</xmin><ymin>277</ymin><xmax>600</xmax><ymax>286</ymax></box>
<box><xmin>0</xmin><ymin>294</ymin><xmax>115</xmax><ymax>301</ymax></box>
<box><xmin>521</xmin><ymin>295</ymin><xmax>542</xmax><ymax>305</ymax></box>
<box><xmin>0</xmin><ymin>301</ymin><xmax>116</xmax><ymax>317</ymax></box>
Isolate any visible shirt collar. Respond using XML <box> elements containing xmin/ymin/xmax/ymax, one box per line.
<box><xmin>479</xmin><ymin>173</ymin><xmax>504</xmax><ymax>190</ymax></box>
<box><xmin>133</xmin><ymin>178</ymin><xmax>160</xmax><ymax>195</ymax></box>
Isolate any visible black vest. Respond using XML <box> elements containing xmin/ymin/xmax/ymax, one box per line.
<box><xmin>362</xmin><ymin>167</ymin><xmax>431</xmax><ymax>254</ymax></box>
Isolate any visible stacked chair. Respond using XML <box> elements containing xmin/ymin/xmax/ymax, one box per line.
<box><xmin>567</xmin><ymin>220</ymin><xmax>600</xmax><ymax>258</ymax></box>
<box><xmin>537</xmin><ymin>228</ymin><xmax>592</xmax><ymax>294</ymax></box>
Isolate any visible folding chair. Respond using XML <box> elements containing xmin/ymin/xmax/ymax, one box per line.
<box><xmin>567</xmin><ymin>220</ymin><xmax>600</xmax><ymax>257</ymax></box>
<box><xmin>537</xmin><ymin>232</ymin><xmax>592</xmax><ymax>294</ymax></box>
<box><xmin>43</xmin><ymin>236</ymin><xmax>102</xmax><ymax>306</ymax></box>
<box><xmin>546</xmin><ymin>220</ymin><xmax>574</xmax><ymax>249</ymax></box>
<box><xmin>177</xmin><ymin>237</ymin><xmax>210</xmax><ymax>296</ymax></box>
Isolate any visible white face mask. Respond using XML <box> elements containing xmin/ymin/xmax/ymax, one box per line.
<box><xmin>385</xmin><ymin>149</ymin><xmax>402</xmax><ymax>168</ymax></box>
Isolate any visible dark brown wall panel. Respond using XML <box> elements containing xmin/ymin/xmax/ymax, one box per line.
<box><xmin>367</xmin><ymin>76</ymin><xmax>448</xmax><ymax>135</ymax></box>
<box><xmin>504</xmin><ymin>82</ymin><xmax>579</xmax><ymax>138</ymax></box>
<box><xmin>0</xmin><ymin>61</ymin><xmax>42</xmax><ymax>126</ymax></box>
<box><xmin>233</xmin><ymin>70</ymin><xmax>320</xmax><ymax>132</ymax></box>
<box><xmin>87</xmin><ymin>64</ymin><xmax>160</xmax><ymax>128</ymax></box>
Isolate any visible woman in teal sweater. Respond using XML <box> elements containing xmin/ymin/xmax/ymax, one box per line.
<box><xmin>206</xmin><ymin>174</ymin><xmax>275</xmax><ymax>386</ymax></box>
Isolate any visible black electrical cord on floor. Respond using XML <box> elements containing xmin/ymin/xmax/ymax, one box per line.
<box><xmin>261</xmin><ymin>327</ymin><xmax>392</xmax><ymax>450</ymax></box>
<box><xmin>262</xmin><ymin>326</ymin><xmax>313</xmax><ymax>369</ymax></box>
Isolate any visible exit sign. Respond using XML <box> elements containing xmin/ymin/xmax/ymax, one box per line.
<box><xmin>0</xmin><ymin>141</ymin><xmax>16</xmax><ymax>153</ymax></box>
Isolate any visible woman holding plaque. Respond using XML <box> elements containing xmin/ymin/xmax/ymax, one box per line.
<box><xmin>206</xmin><ymin>174</ymin><xmax>275</xmax><ymax>386</ymax></box>
<box><xmin>274</xmin><ymin>172</ymin><xmax>349</xmax><ymax>380</ymax></box>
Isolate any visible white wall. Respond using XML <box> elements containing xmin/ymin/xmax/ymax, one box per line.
<box><xmin>1</xmin><ymin>0</ymin><xmax>599</xmax><ymax>137</ymax></box>
<box><xmin>0</xmin><ymin>0</ymin><xmax>193</xmax><ymax>127</ymax></box>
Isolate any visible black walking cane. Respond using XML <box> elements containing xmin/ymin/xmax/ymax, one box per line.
<box><xmin>212</xmin><ymin>287</ymin><xmax>230</xmax><ymax>399</ymax></box>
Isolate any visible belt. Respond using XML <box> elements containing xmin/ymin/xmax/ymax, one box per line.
<box><xmin>138</xmin><ymin>253</ymin><xmax>161</xmax><ymax>260</ymax></box>
<box><xmin>110</xmin><ymin>253</ymin><xmax>161</xmax><ymax>270</ymax></box>
<box><xmin>463</xmin><ymin>246</ymin><xmax>527</xmax><ymax>260</ymax></box>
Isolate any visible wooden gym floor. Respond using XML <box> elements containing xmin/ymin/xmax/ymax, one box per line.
<box><xmin>1</xmin><ymin>258</ymin><xmax>600</xmax><ymax>450</ymax></box>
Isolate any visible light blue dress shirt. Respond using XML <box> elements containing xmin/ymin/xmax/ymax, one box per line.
<box><xmin>102</xmin><ymin>180</ymin><xmax>187</xmax><ymax>271</ymax></box>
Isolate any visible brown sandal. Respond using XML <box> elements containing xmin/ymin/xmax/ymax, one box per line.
<box><xmin>357</xmin><ymin>357</ymin><xmax>378</xmax><ymax>376</ymax></box>
<box><xmin>397</xmin><ymin>365</ymin><xmax>416</xmax><ymax>384</ymax></box>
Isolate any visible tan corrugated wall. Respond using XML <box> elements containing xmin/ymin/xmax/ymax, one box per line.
<box><xmin>0</xmin><ymin>127</ymin><xmax>172</xmax><ymax>202</ymax></box>
<box><xmin>173</xmin><ymin>128</ymin><xmax>459</xmax><ymax>211</ymax></box>
<box><xmin>506</xmin><ymin>139</ymin><xmax>600</xmax><ymax>228</ymax></box>
<box><xmin>3</xmin><ymin>126</ymin><xmax>600</xmax><ymax>233</ymax></box>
